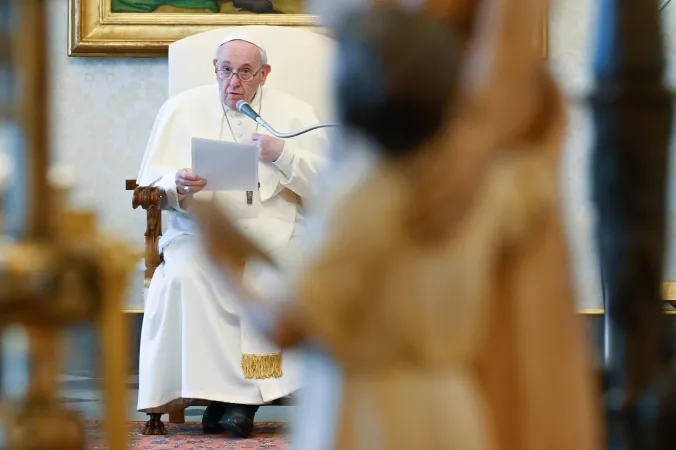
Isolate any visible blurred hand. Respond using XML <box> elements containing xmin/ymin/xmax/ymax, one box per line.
<box><xmin>175</xmin><ymin>168</ymin><xmax>207</xmax><ymax>195</ymax></box>
<box><xmin>252</xmin><ymin>133</ymin><xmax>285</xmax><ymax>163</ymax></box>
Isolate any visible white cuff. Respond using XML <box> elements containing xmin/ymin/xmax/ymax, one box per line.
<box><xmin>273</xmin><ymin>144</ymin><xmax>295</xmax><ymax>179</ymax></box>
<box><xmin>156</xmin><ymin>171</ymin><xmax>187</xmax><ymax>212</ymax></box>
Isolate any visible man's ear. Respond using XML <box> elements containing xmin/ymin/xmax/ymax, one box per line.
<box><xmin>213</xmin><ymin>58</ymin><xmax>218</xmax><ymax>69</ymax></box>
<box><xmin>259</xmin><ymin>64</ymin><xmax>272</xmax><ymax>86</ymax></box>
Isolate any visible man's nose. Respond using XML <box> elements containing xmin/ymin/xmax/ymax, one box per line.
<box><xmin>229</xmin><ymin>75</ymin><xmax>241</xmax><ymax>87</ymax></box>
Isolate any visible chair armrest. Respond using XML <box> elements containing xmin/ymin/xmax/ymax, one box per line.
<box><xmin>132</xmin><ymin>185</ymin><xmax>164</xmax><ymax>211</ymax></box>
<box><xmin>131</xmin><ymin>185</ymin><xmax>165</xmax><ymax>284</ymax></box>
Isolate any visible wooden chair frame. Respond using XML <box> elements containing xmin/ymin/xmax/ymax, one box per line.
<box><xmin>127</xmin><ymin>180</ymin><xmax>163</xmax><ymax>283</ymax></box>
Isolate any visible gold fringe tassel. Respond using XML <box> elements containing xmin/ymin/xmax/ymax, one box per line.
<box><xmin>241</xmin><ymin>353</ymin><xmax>283</xmax><ymax>380</ymax></box>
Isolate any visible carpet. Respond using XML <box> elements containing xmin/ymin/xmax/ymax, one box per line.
<box><xmin>86</xmin><ymin>422</ymin><xmax>287</xmax><ymax>449</ymax></box>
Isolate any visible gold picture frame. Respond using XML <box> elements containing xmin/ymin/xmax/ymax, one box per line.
<box><xmin>69</xmin><ymin>0</ymin><xmax>550</xmax><ymax>58</ymax></box>
<box><xmin>68</xmin><ymin>0</ymin><xmax>319</xmax><ymax>57</ymax></box>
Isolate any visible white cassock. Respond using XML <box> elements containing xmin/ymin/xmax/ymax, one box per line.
<box><xmin>135</xmin><ymin>83</ymin><xmax>328</xmax><ymax>411</ymax></box>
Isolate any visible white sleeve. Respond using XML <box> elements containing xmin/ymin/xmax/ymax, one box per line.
<box><xmin>268</xmin><ymin>107</ymin><xmax>329</xmax><ymax>200</ymax></box>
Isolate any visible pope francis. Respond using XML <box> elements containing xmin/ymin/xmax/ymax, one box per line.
<box><xmin>135</xmin><ymin>30</ymin><xmax>328</xmax><ymax>437</ymax></box>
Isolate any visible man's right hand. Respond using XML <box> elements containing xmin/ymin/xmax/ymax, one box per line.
<box><xmin>176</xmin><ymin>168</ymin><xmax>207</xmax><ymax>195</ymax></box>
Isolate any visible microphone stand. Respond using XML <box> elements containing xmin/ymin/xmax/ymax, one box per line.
<box><xmin>236</xmin><ymin>100</ymin><xmax>339</xmax><ymax>138</ymax></box>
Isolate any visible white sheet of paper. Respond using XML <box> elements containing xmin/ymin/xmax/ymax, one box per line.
<box><xmin>191</xmin><ymin>137</ymin><xmax>259</xmax><ymax>191</ymax></box>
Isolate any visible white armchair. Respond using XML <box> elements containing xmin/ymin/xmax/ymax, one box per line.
<box><xmin>129</xmin><ymin>25</ymin><xmax>335</xmax><ymax>300</ymax></box>
<box><xmin>168</xmin><ymin>26</ymin><xmax>335</xmax><ymax>121</ymax></box>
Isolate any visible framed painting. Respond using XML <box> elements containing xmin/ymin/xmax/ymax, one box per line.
<box><xmin>68</xmin><ymin>0</ymin><xmax>319</xmax><ymax>57</ymax></box>
<box><xmin>69</xmin><ymin>0</ymin><xmax>549</xmax><ymax>58</ymax></box>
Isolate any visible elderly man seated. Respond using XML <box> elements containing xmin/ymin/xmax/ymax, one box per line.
<box><xmin>135</xmin><ymin>30</ymin><xmax>328</xmax><ymax>438</ymax></box>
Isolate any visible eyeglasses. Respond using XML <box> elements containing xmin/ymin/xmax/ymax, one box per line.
<box><xmin>215</xmin><ymin>66</ymin><xmax>264</xmax><ymax>82</ymax></box>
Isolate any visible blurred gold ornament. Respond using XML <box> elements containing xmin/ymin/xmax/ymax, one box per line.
<box><xmin>0</xmin><ymin>1</ymin><xmax>137</xmax><ymax>449</ymax></box>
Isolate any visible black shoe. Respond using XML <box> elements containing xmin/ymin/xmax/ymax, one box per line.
<box><xmin>202</xmin><ymin>401</ymin><xmax>228</xmax><ymax>434</ymax></box>
<box><xmin>222</xmin><ymin>404</ymin><xmax>260</xmax><ymax>438</ymax></box>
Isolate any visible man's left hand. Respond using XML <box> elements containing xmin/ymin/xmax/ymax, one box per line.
<box><xmin>252</xmin><ymin>133</ymin><xmax>285</xmax><ymax>162</ymax></box>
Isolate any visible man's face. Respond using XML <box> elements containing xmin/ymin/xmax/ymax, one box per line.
<box><xmin>213</xmin><ymin>40</ymin><xmax>271</xmax><ymax>110</ymax></box>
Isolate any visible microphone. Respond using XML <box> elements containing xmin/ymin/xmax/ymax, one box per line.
<box><xmin>236</xmin><ymin>100</ymin><xmax>262</xmax><ymax>123</ymax></box>
<box><xmin>236</xmin><ymin>100</ymin><xmax>338</xmax><ymax>139</ymax></box>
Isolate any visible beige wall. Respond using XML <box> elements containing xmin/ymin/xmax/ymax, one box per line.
<box><xmin>549</xmin><ymin>0</ymin><xmax>599</xmax><ymax>310</ymax></box>
<box><xmin>46</xmin><ymin>0</ymin><xmax>676</xmax><ymax>310</ymax></box>
<box><xmin>48</xmin><ymin>0</ymin><xmax>167</xmax><ymax>308</ymax></box>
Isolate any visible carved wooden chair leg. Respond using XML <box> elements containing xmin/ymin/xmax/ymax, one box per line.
<box><xmin>168</xmin><ymin>409</ymin><xmax>186</xmax><ymax>424</ymax></box>
<box><xmin>142</xmin><ymin>413</ymin><xmax>168</xmax><ymax>435</ymax></box>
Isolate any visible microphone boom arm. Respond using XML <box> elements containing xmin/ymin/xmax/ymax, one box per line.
<box><xmin>236</xmin><ymin>99</ymin><xmax>338</xmax><ymax>138</ymax></box>
<box><xmin>254</xmin><ymin>117</ymin><xmax>338</xmax><ymax>138</ymax></box>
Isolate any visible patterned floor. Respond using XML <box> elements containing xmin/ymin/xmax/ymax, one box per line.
<box><xmin>53</xmin><ymin>373</ymin><xmax>290</xmax><ymax>423</ymax></box>
<box><xmin>86</xmin><ymin>422</ymin><xmax>286</xmax><ymax>449</ymax></box>
<box><xmin>0</xmin><ymin>326</ymin><xmax>291</xmax><ymax>448</ymax></box>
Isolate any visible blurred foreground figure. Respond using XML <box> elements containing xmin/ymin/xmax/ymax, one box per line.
<box><xmin>193</xmin><ymin>0</ymin><xmax>602</xmax><ymax>449</ymax></box>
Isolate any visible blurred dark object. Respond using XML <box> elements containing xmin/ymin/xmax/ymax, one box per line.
<box><xmin>589</xmin><ymin>0</ymin><xmax>676</xmax><ymax>448</ymax></box>
<box><xmin>0</xmin><ymin>0</ymin><xmax>11</xmax><ymax>121</ymax></box>
<box><xmin>0</xmin><ymin>0</ymin><xmax>9</xmax><ymax>406</ymax></box>
<box><xmin>334</xmin><ymin>6</ymin><xmax>460</xmax><ymax>155</ymax></box>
